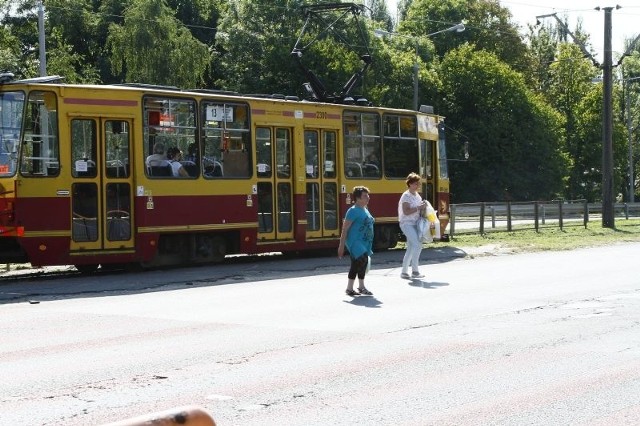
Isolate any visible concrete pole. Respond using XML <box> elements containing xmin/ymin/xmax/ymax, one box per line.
<box><xmin>38</xmin><ymin>0</ymin><xmax>46</xmax><ymax>77</ymax></box>
<box><xmin>627</xmin><ymin>80</ymin><xmax>635</xmax><ymax>202</ymax></box>
<box><xmin>413</xmin><ymin>42</ymin><xmax>419</xmax><ymax>111</ymax></box>
<box><xmin>602</xmin><ymin>7</ymin><xmax>614</xmax><ymax>228</ymax></box>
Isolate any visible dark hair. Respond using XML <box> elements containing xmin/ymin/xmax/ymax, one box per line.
<box><xmin>167</xmin><ymin>146</ymin><xmax>181</xmax><ymax>159</ymax></box>
<box><xmin>405</xmin><ymin>172</ymin><xmax>420</xmax><ymax>187</ymax></box>
<box><xmin>352</xmin><ymin>185</ymin><xmax>370</xmax><ymax>200</ymax></box>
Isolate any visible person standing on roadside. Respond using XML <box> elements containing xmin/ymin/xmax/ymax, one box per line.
<box><xmin>398</xmin><ymin>172</ymin><xmax>427</xmax><ymax>279</ymax></box>
<box><xmin>338</xmin><ymin>186</ymin><xmax>375</xmax><ymax>297</ymax></box>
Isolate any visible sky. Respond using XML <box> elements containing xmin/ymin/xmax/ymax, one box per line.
<box><xmin>385</xmin><ymin>1</ymin><xmax>640</xmax><ymax>64</ymax></box>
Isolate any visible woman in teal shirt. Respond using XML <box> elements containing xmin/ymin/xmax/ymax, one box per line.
<box><xmin>338</xmin><ymin>186</ymin><xmax>375</xmax><ymax>296</ymax></box>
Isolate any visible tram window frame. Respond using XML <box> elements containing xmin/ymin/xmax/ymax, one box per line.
<box><xmin>342</xmin><ymin>111</ymin><xmax>381</xmax><ymax>179</ymax></box>
<box><xmin>201</xmin><ymin>101</ymin><xmax>251</xmax><ymax>179</ymax></box>
<box><xmin>20</xmin><ymin>90</ymin><xmax>60</xmax><ymax>177</ymax></box>
<box><xmin>323</xmin><ymin>130</ymin><xmax>337</xmax><ymax>178</ymax></box>
<box><xmin>70</xmin><ymin>119</ymin><xmax>97</xmax><ymax>178</ymax></box>
<box><xmin>143</xmin><ymin>96</ymin><xmax>197</xmax><ymax>179</ymax></box>
<box><xmin>438</xmin><ymin>126</ymin><xmax>449</xmax><ymax>179</ymax></box>
<box><xmin>256</xmin><ymin>127</ymin><xmax>272</xmax><ymax>177</ymax></box>
<box><xmin>0</xmin><ymin>91</ymin><xmax>24</xmax><ymax>177</ymax></box>
<box><xmin>304</xmin><ymin>130</ymin><xmax>319</xmax><ymax>178</ymax></box>
<box><xmin>382</xmin><ymin>114</ymin><xmax>419</xmax><ymax>179</ymax></box>
<box><xmin>105</xmin><ymin>120</ymin><xmax>130</xmax><ymax>178</ymax></box>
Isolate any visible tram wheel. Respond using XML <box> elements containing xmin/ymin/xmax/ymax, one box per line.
<box><xmin>210</xmin><ymin>236</ymin><xmax>227</xmax><ymax>263</ymax></box>
<box><xmin>74</xmin><ymin>264</ymin><xmax>99</xmax><ymax>274</ymax></box>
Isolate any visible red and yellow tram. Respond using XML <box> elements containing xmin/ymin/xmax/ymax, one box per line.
<box><xmin>0</xmin><ymin>74</ymin><xmax>449</xmax><ymax>271</ymax></box>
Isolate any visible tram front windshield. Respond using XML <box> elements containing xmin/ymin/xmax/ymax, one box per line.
<box><xmin>0</xmin><ymin>91</ymin><xmax>23</xmax><ymax>177</ymax></box>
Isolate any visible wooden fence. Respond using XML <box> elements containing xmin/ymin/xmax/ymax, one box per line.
<box><xmin>449</xmin><ymin>200</ymin><xmax>640</xmax><ymax>236</ymax></box>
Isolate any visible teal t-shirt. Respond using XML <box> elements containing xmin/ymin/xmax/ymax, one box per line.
<box><xmin>345</xmin><ymin>205</ymin><xmax>374</xmax><ymax>259</ymax></box>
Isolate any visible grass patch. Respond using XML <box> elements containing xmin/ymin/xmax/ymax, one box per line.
<box><xmin>438</xmin><ymin>219</ymin><xmax>640</xmax><ymax>253</ymax></box>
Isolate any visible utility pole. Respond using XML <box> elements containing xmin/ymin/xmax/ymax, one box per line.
<box><xmin>601</xmin><ymin>7</ymin><xmax>614</xmax><ymax>228</ymax></box>
<box><xmin>374</xmin><ymin>23</ymin><xmax>464</xmax><ymax>111</ymax></box>
<box><xmin>537</xmin><ymin>8</ymin><xmax>622</xmax><ymax>228</ymax></box>
<box><xmin>38</xmin><ymin>0</ymin><xmax>46</xmax><ymax>77</ymax></box>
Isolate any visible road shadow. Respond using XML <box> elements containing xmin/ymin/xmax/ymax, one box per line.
<box><xmin>0</xmin><ymin>244</ymin><xmax>470</xmax><ymax>305</ymax></box>
<box><xmin>344</xmin><ymin>295</ymin><xmax>382</xmax><ymax>308</ymax></box>
<box><xmin>407</xmin><ymin>279</ymin><xmax>450</xmax><ymax>289</ymax></box>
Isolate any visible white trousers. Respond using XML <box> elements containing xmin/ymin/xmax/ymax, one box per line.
<box><xmin>400</xmin><ymin>222</ymin><xmax>422</xmax><ymax>274</ymax></box>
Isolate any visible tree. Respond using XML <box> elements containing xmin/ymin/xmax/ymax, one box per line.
<box><xmin>368</xmin><ymin>32</ymin><xmax>440</xmax><ymax>109</ymax></box>
<box><xmin>400</xmin><ymin>0</ymin><xmax>531</xmax><ymax>74</ymax></box>
<box><xmin>545</xmin><ymin>43</ymin><xmax>599</xmax><ymax>200</ymax></box>
<box><xmin>0</xmin><ymin>1</ymin><xmax>41</xmax><ymax>78</ymax></box>
<box><xmin>215</xmin><ymin>0</ymin><xmax>304</xmax><ymax>94</ymax></box>
<box><xmin>215</xmin><ymin>0</ymin><xmax>372</xmax><ymax>99</ymax></box>
<box><xmin>107</xmin><ymin>0</ymin><xmax>210</xmax><ymax>88</ymax></box>
<box><xmin>526</xmin><ymin>23</ymin><xmax>558</xmax><ymax>92</ymax></box>
<box><xmin>367</xmin><ymin>0</ymin><xmax>393</xmax><ymax>31</ymax></box>
<box><xmin>619</xmin><ymin>49</ymin><xmax>640</xmax><ymax>201</ymax></box>
<box><xmin>439</xmin><ymin>45</ymin><xmax>566</xmax><ymax>202</ymax></box>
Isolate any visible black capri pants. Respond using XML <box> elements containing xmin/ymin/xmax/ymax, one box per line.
<box><xmin>348</xmin><ymin>254</ymin><xmax>368</xmax><ymax>280</ymax></box>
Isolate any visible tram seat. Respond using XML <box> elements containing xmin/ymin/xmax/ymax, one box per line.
<box><xmin>211</xmin><ymin>164</ymin><xmax>223</xmax><ymax>176</ymax></box>
<box><xmin>363</xmin><ymin>163</ymin><xmax>380</xmax><ymax>177</ymax></box>
<box><xmin>148</xmin><ymin>164</ymin><xmax>172</xmax><ymax>176</ymax></box>
<box><xmin>345</xmin><ymin>162</ymin><xmax>362</xmax><ymax>177</ymax></box>
<box><xmin>72</xmin><ymin>215</ymin><xmax>98</xmax><ymax>242</ymax></box>
<box><xmin>204</xmin><ymin>164</ymin><xmax>223</xmax><ymax>177</ymax></box>
<box><xmin>180</xmin><ymin>161</ymin><xmax>198</xmax><ymax>177</ymax></box>
<box><xmin>106</xmin><ymin>165</ymin><xmax>128</xmax><ymax>178</ymax></box>
<box><xmin>107</xmin><ymin>217</ymin><xmax>131</xmax><ymax>240</ymax></box>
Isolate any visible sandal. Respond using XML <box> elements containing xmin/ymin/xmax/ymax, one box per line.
<box><xmin>357</xmin><ymin>287</ymin><xmax>373</xmax><ymax>296</ymax></box>
<box><xmin>345</xmin><ymin>289</ymin><xmax>358</xmax><ymax>297</ymax></box>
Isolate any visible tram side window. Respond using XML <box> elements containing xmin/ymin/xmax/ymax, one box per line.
<box><xmin>20</xmin><ymin>91</ymin><xmax>60</xmax><ymax>176</ymax></box>
<box><xmin>143</xmin><ymin>96</ymin><xmax>197</xmax><ymax>178</ymax></box>
<box><xmin>256</xmin><ymin>127</ymin><xmax>271</xmax><ymax>177</ymax></box>
<box><xmin>304</xmin><ymin>130</ymin><xmax>319</xmax><ymax>178</ymax></box>
<box><xmin>72</xmin><ymin>182</ymin><xmax>98</xmax><ymax>242</ymax></box>
<box><xmin>421</xmin><ymin>138</ymin><xmax>433</xmax><ymax>179</ymax></box>
<box><xmin>71</xmin><ymin>119</ymin><xmax>97</xmax><ymax>177</ymax></box>
<box><xmin>323</xmin><ymin>131</ymin><xmax>337</xmax><ymax>178</ymax></box>
<box><xmin>275</xmin><ymin>128</ymin><xmax>291</xmax><ymax>178</ymax></box>
<box><xmin>201</xmin><ymin>102</ymin><xmax>251</xmax><ymax>178</ymax></box>
<box><xmin>438</xmin><ymin>124</ymin><xmax>449</xmax><ymax>179</ymax></box>
<box><xmin>382</xmin><ymin>114</ymin><xmax>419</xmax><ymax>178</ymax></box>
<box><xmin>342</xmin><ymin>111</ymin><xmax>381</xmax><ymax>178</ymax></box>
<box><xmin>105</xmin><ymin>120</ymin><xmax>130</xmax><ymax>178</ymax></box>
<box><xmin>0</xmin><ymin>91</ymin><xmax>23</xmax><ymax>177</ymax></box>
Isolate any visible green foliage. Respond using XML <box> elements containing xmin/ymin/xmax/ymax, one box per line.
<box><xmin>107</xmin><ymin>0</ymin><xmax>209</xmax><ymax>88</ymax></box>
<box><xmin>368</xmin><ymin>32</ymin><xmax>440</xmax><ymax>109</ymax></box>
<box><xmin>368</xmin><ymin>0</ymin><xmax>393</xmax><ymax>31</ymax></box>
<box><xmin>440</xmin><ymin>45</ymin><xmax>565</xmax><ymax>202</ymax></box>
<box><xmin>215</xmin><ymin>0</ymin><xmax>376</xmax><ymax>98</ymax></box>
<box><xmin>215</xmin><ymin>0</ymin><xmax>305</xmax><ymax>95</ymax></box>
<box><xmin>401</xmin><ymin>0</ymin><xmax>530</xmax><ymax>74</ymax></box>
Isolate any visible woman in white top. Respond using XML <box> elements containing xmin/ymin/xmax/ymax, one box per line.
<box><xmin>166</xmin><ymin>147</ymin><xmax>190</xmax><ymax>177</ymax></box>
<box><xmin>398</xmin><ymin>172</ymin><xmax>427</xmax><ymax>279</ymax></box>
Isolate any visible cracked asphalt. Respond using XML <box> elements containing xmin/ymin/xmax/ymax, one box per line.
<box><xmin>1</xmin><ymin>242</ymin><xmax>639</xmax><ymax>425</ymax></box>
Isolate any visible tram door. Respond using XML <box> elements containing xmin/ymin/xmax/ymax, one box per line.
<box><xmin>304</xmin><ymin>129</ymin><xmax>339</xmax><ymax>239</ymax></box>
<box><xmin>420</xmin><ymin>138</ymin><xmax>436</xmax><ymax>206</ymax></box>
<box><xmin>255</xmin><ymin>126</ymin><xmax>294</xmax><ymax>241</ymax></box>
<box><xmin>69</xmin><ymin>118</ymin><xmax>134</xmax><ymax>252</ymax></box>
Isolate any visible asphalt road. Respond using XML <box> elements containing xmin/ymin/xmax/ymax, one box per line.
<box><xmin>1</xmin><ymin>243</ymin><xmax>639</xmax><ymax>425</ymax></box>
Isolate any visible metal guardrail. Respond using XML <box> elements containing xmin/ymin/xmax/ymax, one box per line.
<box><xmin>449</xmin><ymin>200</ymin><xmax>640</xmax><ymax>236</ymax></box>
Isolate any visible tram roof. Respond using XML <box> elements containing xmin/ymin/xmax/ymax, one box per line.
<box><xmin>0</xmin><ymin>73</ymin><xmax>441</xmax><ymax>118</ymax></box>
